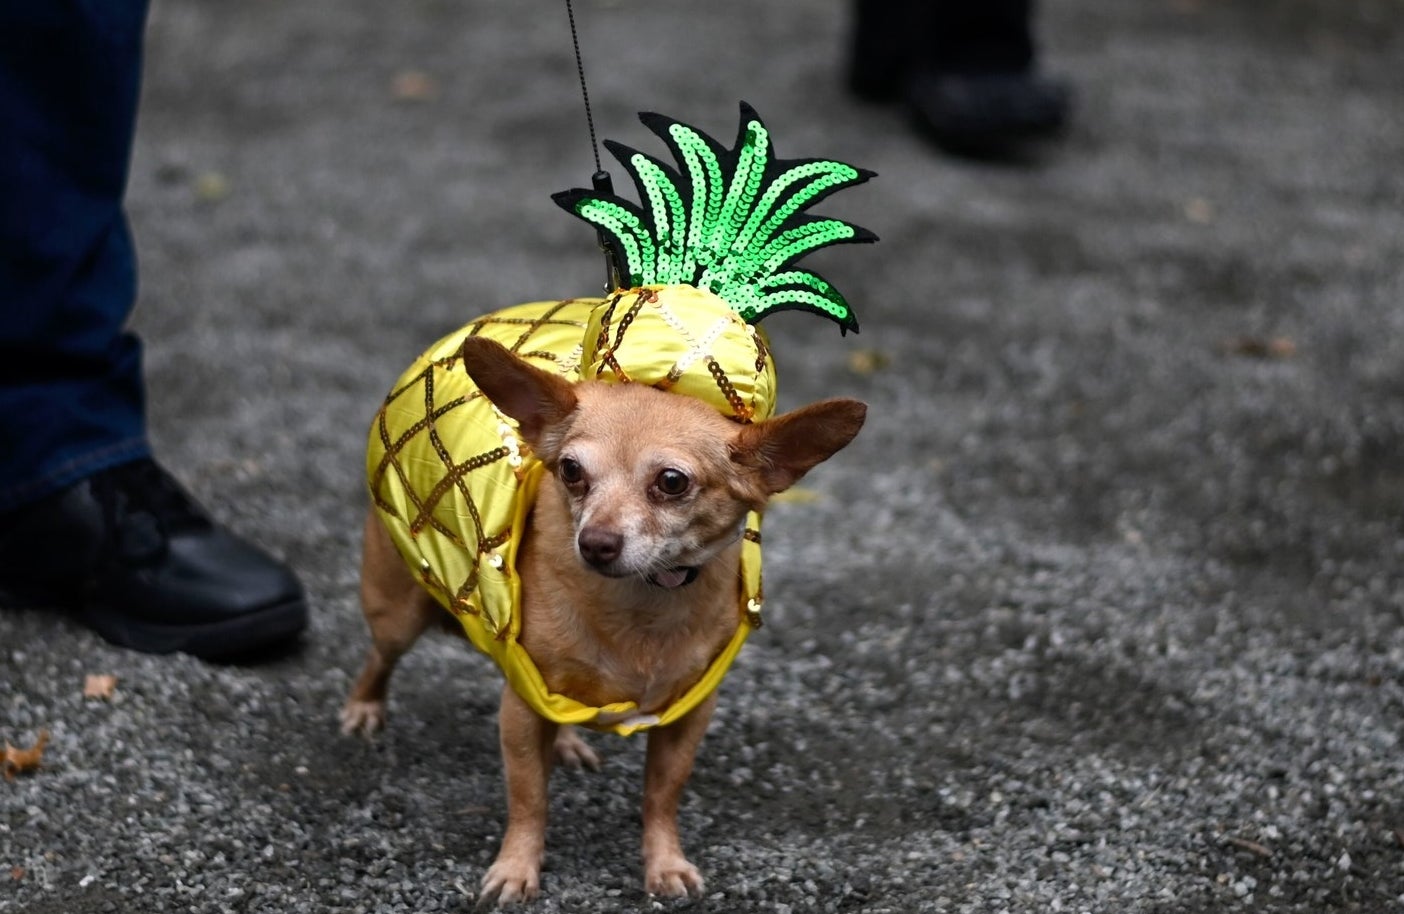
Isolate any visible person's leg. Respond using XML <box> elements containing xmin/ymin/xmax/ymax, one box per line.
<box><xmin>848</xmin><ymin>0</ymin><xmax>1070</xmax><ymax>157</ymax></box>
<box><xmin>925</xmin><ymin>0</ymin><xmax>1035</xmax><ymax>76</ymax></box>
<box><xmin>847</xmin><ymin>0</ymin><xmax>912</xmax><ymax>101</ymax></box>
<box><xmin>0</xmin><ymin>1</ymin><xmax>307</xmax><ymax>658</ymax></box>
<box><xmin>0</xmin><ymin>1</ymin><xmax>152</xmax><ymax>511</ymax></box>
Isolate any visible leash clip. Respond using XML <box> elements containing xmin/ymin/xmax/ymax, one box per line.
<box><xmin>592</xmin><ymin>170</ymin><xmax>625</xmax><ymax>292</ymax></box>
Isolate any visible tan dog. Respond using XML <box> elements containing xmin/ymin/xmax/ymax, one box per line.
<box><xmin>343</xmin><ymin>336</ymin><xmax>865</xmax><ymax>904</ymax></box>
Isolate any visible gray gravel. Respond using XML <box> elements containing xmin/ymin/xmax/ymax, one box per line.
<box><xmin>4</xmin><ymin>0</ymin><xmax>1403</xmax><ymax>911</ymax></box>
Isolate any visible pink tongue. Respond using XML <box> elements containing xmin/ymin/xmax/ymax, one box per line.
<box><xmin>652</xmin><ymin>568</ymin><xmax>691</xmax><ymax>589</ymax></box>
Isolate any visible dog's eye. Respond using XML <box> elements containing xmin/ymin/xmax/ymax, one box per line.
<box><xmin>559</xmin><ymin>457</ymin><xmax>585</xmax><ymax>487</ymax></box>
<box><xmin>653</xmin><ymin>468</ymin><xmax>691</xmax><ymax>498</ymax></box>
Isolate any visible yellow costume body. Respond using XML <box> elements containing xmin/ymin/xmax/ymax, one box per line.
<box><xmin>367</xmin><ymin>288</ymin><xmax>775</xmax><ymax>736</ymax></box>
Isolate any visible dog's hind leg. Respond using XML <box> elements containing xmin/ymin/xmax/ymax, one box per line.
<box><xmin>552</xmin><ymin>726</ymin><xmax>602</xmax><ymax>771</ymax></box>
<box><xmin>341</xmin><ymin>511</ymin><xmax>441</xmax><ymax>736</ymax></box>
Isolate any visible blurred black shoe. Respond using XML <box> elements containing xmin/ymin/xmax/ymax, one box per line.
<box><xmin>0</xmin><ymin>458</ymin><xmax>307</xmax><ymax>659</ymax></box>
<box><xmin>905</xmin><ymin>69</ymin><xmax>1071</xmax><ymax>157</ymax></box>
<box><xmin>847</xmin><ymin>0</ymin><xmax>1071</xmax><ymax>159</ymax></box>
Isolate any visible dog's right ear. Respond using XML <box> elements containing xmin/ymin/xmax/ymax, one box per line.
<box><xmin>461</xmin><ymin>337</ymin><xmax>578</xmax><ymax>448</ymax></box>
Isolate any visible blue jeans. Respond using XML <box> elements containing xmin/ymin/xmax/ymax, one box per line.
<box><xmin>0</xmin><ymin>0</ymin><xmax>153</xmax><ymax>512</ymax></box>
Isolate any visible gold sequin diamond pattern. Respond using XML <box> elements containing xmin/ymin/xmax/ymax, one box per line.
<box><xmin>582</xmin><ymin>285</ymin><xmax>777</xmax><ymax>424</ymax></box>
<box><xmin>367</xmin><ymin>300</ymin><xmax>591</xmax><ymax>635</ymax></box>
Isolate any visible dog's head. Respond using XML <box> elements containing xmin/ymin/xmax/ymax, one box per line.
<box><xmin>462</xmin><ymin>336</ymin><xmax>865</xmax><ymax>589</ymax></box>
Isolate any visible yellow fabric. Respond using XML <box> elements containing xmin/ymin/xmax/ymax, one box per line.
<box><xmin>367</xmin><ymin>291</ymin><xmax>768</xmax><ymax>736</ymax></box>
<box><xmin>582</xmin><ymin>285</ymin><xmax>777</xmax><ymax>423</ymax></box>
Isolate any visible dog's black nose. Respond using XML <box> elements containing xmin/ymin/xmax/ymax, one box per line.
<box><xmin>578</xmin><ymin>528</ymin><xmax>623</xmax><ymax>567</ymax></box>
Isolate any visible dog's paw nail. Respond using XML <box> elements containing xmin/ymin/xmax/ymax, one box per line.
<box><xmin>339</xmin><ymin>701</ymin><xmax>386</xmax><ymax>737</ymax></box>
<box><xmin>553</xmin><ymin>731</ymin><xmax>602</xmax><ymax>771</ymax></box>
<box><xmin>645</xmin><ymin>859</ymin><xmax>704</xmax><ymax>899</ymax></box>
<box><xmin>481</xmin><ymin>861</ymin><xmax>540</xmax><ymax>908</ymax></box>
<box><xmin>556</xmin><ymin>746</ymin><xmax>602</xmax><ymax>771</ymax></box>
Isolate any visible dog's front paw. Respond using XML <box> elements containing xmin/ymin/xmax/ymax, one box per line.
<box><xmin>644</xmin><ymin>854</ymin><xmax>704</xmax><ymax>899</ymax></box>
<box><xmin>479</xmin><ymin>855</ymin><xmax>541</xmax><ymax>908</ymax></box>
<box><xmin>339</xmin><ymin>699</ymin><xmax>386</xmax><ymax>737</ymax></box>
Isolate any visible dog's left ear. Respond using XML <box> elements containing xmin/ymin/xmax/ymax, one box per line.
<box><xmin>461</xmin><ymin>336</ymin><xmax>578</xmax><ymax>448</ymax></box>
<box><xmin>730</xmin><ymin>398</ymin><xmax>867</xmax><ymax>496</ymax></box>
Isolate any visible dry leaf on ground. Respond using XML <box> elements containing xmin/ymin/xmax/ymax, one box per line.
<box><xmin>84</xmin><ymin>674</ymin><xmax>118</xmax><ymax>700</ymax></box>
<box><xmin>847</xmin><ymin>349</ymin><xmax>891</xmax><ymax>375</ymax></box>
<box><xmin>193</xmin><ymin>171</ymin><xmax>230</xmax><ymax>203</ymax></box>
<box><xmin>2</xmin><ymin>730</ymin><xmax>50</xmax><ymax>781</ymax></box>
<box><xmin>392</xmin><ymin>69</ymin><xmax>439</xmax><ymax>101</ymax></box>
<box><xmin>1184</xmin><ymin>197</ymin><xmax>1215</xmax><ymax>224</ymax></box>
<box><xmin>1222</xmin><ymin>336</ymin><xmax>1297</xmax><ymax>360</ymax></box>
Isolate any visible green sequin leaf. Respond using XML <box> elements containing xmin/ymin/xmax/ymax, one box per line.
<box><xmin>735</xmin><ymin>160</ymin><xmax>871</xmax><ymax>260</ymax></box>
<box><xmin>570</xmin><ymin>197</ymin><xmax>656</xmax><ymax>288</ymax></box>
<box><xmin>754</xmin><ymin>269</ymin><xmax>856</xmax><ymax>328</ymax></box>
<box><xmin>755</xmin><ymin>218</ymin><xmax>858</xmax><ymax>275</ymax></box>
<box><xmin>656</xmin><ymin>120</ymin><xmax>727</xmax><ymax>272</ymax></box>
<box><xmin>552</xmin><ymin>102</ymin><xmax>875</xmax><ymax>334</ymax></box>
<box><xmin>605</xmin><ymin>141</ymin><xmax>689</xmax><ymax>285</ymax></box>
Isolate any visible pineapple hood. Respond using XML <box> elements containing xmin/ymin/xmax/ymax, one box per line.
<box><xmin>581</xmin><ymin>283</ymin><xmax>777</xmax><ymax>423</ymax></box>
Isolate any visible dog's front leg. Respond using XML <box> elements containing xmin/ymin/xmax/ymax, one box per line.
<box><xmin>482</xmin><ymin>684</ymin><xmax>557</xmax><ymax>906</ymax></box>
<box><xmin>641</xmin><ymin>692</ymin><xmax>716</xmax><ymax>898</ymax></box>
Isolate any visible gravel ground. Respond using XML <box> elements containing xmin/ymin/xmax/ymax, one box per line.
<box><xmin>4</xmin><ymin>0</ymin><xmax>1403</xmax><ymax>911</ymax></box>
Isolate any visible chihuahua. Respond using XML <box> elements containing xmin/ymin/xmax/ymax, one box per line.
<box><xmin>343</xmin><ymin>335</ymin><xmax>865</xmax><ymax>904</ymax></box>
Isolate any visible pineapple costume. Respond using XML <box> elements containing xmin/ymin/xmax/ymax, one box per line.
<box><xmin>367</xmin><ymin>105</ymin><xmax>873</xmax><ymax>735</ymax></box>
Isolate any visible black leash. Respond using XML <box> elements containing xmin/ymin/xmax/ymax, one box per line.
<box><xmin>565</xmin><ymin>0</ymin><xmax>624</xmax><ymax>292</ymax></box>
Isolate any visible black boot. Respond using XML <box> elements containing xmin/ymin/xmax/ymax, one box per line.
<box><xmin>848</xmin><ymin>0</ymin><xmax>1071</xmax><ymax>157</ymax></box>
<box><xmin>0</xmin><ymin>458</ymin><xmax>308</xmax><ymax>659</ymax></box>
<box><xmin>904</xmin><ymin>69</ymin><xmax>1072</xmax><ymax>156</ymax></box>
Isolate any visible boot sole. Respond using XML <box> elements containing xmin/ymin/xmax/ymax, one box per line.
<box><xmin>75</xmin><ymin>596</ymin><xmax>308</xmax><ymax>660</ymax></box>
